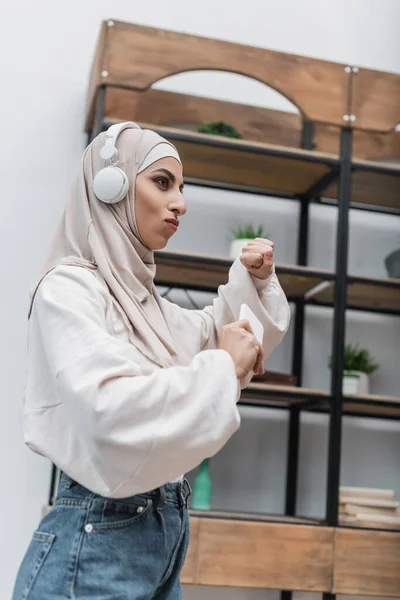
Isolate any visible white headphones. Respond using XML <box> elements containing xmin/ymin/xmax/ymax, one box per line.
<box><xmin>92</xmin><ymin>122</ymin><xmax>142</xmax><ymax>204</ymax></box>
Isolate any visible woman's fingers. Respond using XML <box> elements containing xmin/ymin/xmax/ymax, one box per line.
<box><xmin>253</xmin><ymin>345</ymin><xmax>265</xmax><ymax>375</ymax></box>
<box><xmin>240</xmin><ymin>252</ymin><xmax>264</xmax><ymax>269</ymax></box>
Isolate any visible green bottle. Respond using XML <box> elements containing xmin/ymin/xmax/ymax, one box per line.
<box><xmin>191</xmin><ymin>459</ymin><xmax>212</xmax><ymax>510</ymax></box>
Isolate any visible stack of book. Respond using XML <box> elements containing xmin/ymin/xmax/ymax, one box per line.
<box><xmin>339</xmin><ymin>486</ymin><xmax>400</xmax><ymax>530</ymax></box>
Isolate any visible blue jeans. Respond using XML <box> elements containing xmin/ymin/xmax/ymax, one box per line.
<box><xmin>12</xmin><ymin>472</ymin><xmax>191</xmax><ymax>599</ymax></box>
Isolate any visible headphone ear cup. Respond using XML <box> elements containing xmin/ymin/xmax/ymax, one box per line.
<box><xmin>93</xmin><ymin>167</ymin><xmax>129</xmax><ymax>204</ymax></box>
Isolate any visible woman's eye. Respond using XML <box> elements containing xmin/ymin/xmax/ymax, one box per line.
<box><xmin>155</xmin><ymin>177</ymin><xmax>169</xmax><ymax>189</ymax></box>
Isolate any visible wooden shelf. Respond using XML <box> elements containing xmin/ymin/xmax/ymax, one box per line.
<box><xmin>307</xmin><ymin>274</ymin><xmax>400</xmax><ymax>314</ymax></box>
<box><xmin>342</xmin><ymin>392</ymin><xmax>400</xmax><ymax>419</ymax></box>
<box><xmin>155</xmin><ymin>250</ymin><xmax>400</xmax><ymax>314</ymax></box>
<box><xmin>189</xmin><ymin>509</ymin><xmax>322</xmax><ymax>525</ymax></box>
<box><xmin>155</xmin><ymin>250</ymin><xmax>333</xmax><ymax>297</ymax></box>
<box><xmin>181</xmin><ymin>515</ymin><xmax>334</xmax><ymax>591</ymax></box>
<box><xmin>181</xmin><ymin>516</ymin><xmax>400</xmax><ymax>596</ymax></box>
<box><xmin>242</xmin><ymin>383</ymin><xmax>400</xmax><ymax>419</ymax></box>
<box><xmin>333</xmin><ymin>527</ymin><xmax>400</xmax><ymax>597</ymax></box>
<box><xmin>133</xmin><ymin>122</ymin><xmax>340</xmax><ymax>198</ymax></box>
<box><xmin>242</xmin><ymin>383</ymin><xmax>329</xmax><ymax>407</ymax></box>
<box><xmin>154</xmin><ymin>251</ymin><xmax>400</xmax><ymax>418</ymax></box>
<box><xmin>324</xmin><ymin>158</ymin><xmax>400</xmax><ymax>211</ymax></box>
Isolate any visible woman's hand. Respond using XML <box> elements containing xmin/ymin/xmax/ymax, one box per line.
<box><xmin>240</xmin><ymin>238</ymin><xmax>274</xmax><ymax>280</ymax></box>
<box><xmin>219</xmin><ymin>320</ymin><xmax>265</xmax><ymax>381</ymax></box>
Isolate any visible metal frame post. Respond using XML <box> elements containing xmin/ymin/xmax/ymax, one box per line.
<box><xmin>284</xmin><ymin>200</ymin><xmax>308</xmax><ymax>516</ymax></box>
<box><xmin>326</xmin><ymin>127</ymin><xmax>353</xmax><ymax>526</ymax></box>
<box><xmin>281</xmin><ymin>121</ymin><xmax>312</xmax><ymax>600</ymax></box>
<box><xmin>283</xmin><ymin>120</ymin><xmax>312</xmax><ymax>518</ymax></box>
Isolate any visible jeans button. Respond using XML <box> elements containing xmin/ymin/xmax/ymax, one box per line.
<box><xmin>85</xmin><ymin>524</ymin><xmax>93</xmax><ymax>533</ymax></box>
<box><xmin>137</xmin><ymin>506</ymin><xmax>144</xmax><ymax>513</ymax></box>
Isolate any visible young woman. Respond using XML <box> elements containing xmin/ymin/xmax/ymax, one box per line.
<box><xmin>13</xmin><ymin>122</ymin><xmax>290</xmax><ymax>599</ymax></box>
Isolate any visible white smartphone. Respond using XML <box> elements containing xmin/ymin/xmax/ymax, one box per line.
<box><xmin>239</xmin><ymin>303</ymin><xmax>264</xmax><ymax>345</ymax></box>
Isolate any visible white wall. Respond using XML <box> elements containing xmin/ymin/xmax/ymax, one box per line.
<box><xmin>0</xmin><ymin>0</ymin><xmax>399</xmax><ymax>598</ymax></box>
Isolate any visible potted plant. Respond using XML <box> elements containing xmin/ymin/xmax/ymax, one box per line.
<box><xmin>329</xmin><ymin>343</ymin><xmax>379</xmax><ymax>395</ymax></box>
<box><xmin>384</xmin><ymin>248</ymin><xmax>400</xmax><ymax>278</ymax></box>
<box><xmin>196</xmin><ymin>121</ymin><xmax>243</xmax><ymax>139</ymax></box>
<box><xmin>230</xmin><ymin>225</ymin><xmax>265</xmax><ymax>259</ymax></box>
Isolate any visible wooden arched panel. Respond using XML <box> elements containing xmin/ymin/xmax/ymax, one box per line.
<box><xmin>351</xmin><ymin>68</ymin><xmax>400</xmax><ymax>132</ymax></box>
<box><xmin>103</xmin><ymin>87</ymin><xmax>400</xmax><ymax>159</ymax></box>
<box><xmin>86</xmin><ymin>20</ymin><xmax>350</xmax><ymax>131</ymax></box>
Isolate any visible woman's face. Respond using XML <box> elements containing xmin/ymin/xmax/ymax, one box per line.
<box><xmin>135</xmin><ymin>157</ymin><xmax>186</xmax><ymax>250</ymax></box>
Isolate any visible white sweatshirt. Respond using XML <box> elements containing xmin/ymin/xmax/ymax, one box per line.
<box><xmin>22</xmin><ymin>258</ymin><xmax>290</xmax><ymax>498</ymax></box>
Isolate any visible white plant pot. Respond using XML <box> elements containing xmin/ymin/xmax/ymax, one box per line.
<box><xmin>229</xmin><ymin>238</ymin><xmax>254</xmax><ymax>259</ymax></box>
<box><xmin>342</xmin><ymin>371</ymin><xmax>369</xmax><ymax>395</ymax></box>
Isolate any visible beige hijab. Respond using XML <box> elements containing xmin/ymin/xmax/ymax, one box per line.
<box><xmin>28</xmin><ymin>125</ymin><xmax>183</xmax><ymax>368</ymax></box>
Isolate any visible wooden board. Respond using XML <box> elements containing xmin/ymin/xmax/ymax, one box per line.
<box><xmin>188</xmin><ymin>510</ymin><xmax>321</xmax><ymax>525</ymax></box>
<box><xmin>325</xmin><ymin>159</ymin><xmax>400</xmax><ymax>210</ymax></box>
<box><xmin>343</xmin><ymin>393</ymin><xmax>400</xmax><ymax>419</ymax></box>
<box><xmin>155</xmin><ymin>251</ymin><xmax>229</xmax><ymax>292</ymax></box>
<box><xmin>104</xmin><ymin>87</ymin><xmax>400</xmax><ymax>161</ymax></box>
<box><xmin>252</xmin><ymin>370</ymin><xmax>297</xmax><ymax>386</ymax></box>
<box><xmin>182</xmin><ymin>517</ymin><xmax>400</xmax><ymax>594</ymax></box>
<box><xmin>333</xmin><ymin>527</ymin><xmax>400</xmax><ymax>597</ymax></box>
<box><xmin>343</xmin><ymin>403</ymin><xmax>400</xmax><ymax>419</ymax></box>
<box><xmin>242</xmin><ymin>385</ymin><xmax>400</xmax><ymax>419</ymax></box>
<box><xmin>168</xmin><ymin>133</ymin><xmax>335</xmax><ymax>196</ymax></box>
<box><xmin>352</xmin><ymin>129</ymin><xmax>400</xmax><ymax>163</ymax></box>
<box><xmin>310</xmin><ymin>276</ymin><xmax>400</xmax><ymax>313</ymax></box>
<box><xmin>351</xmin><ymin>68</ymin><xmax>400</xmax><ymax>133</ymax></box>
<box><xmin>154</xmin><ymin>251</ymin><xmax>332</xmax><ymax>297</ymax></box>
<box><xmin>155</xmin><ymin>251</ymin><xmax>400</xmax><ymax>313</ymax></box>
<box><xmin>104</xmin><ymin>87</ymin><xmax>303</xmax><ymax>149</ymax></box>
<box><xmin>242</xmin><ymin>383</ymin><xmax>329</xmax><ymax>407</ymax></box>
<box><xmin>351</xmin><ymin>161</ymin><xmax>400</xmax><ymax>210</ymax></box>
<box><xmin>194</xmin><ymin>518</ymin><xmax>333</xmax><ymax>591</ymax></box>
<box><xmin>86</xmin><ymin>20</ymin><xmax>350</xmax><ymax>130</ymax></box>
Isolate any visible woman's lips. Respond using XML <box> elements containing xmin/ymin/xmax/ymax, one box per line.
<box><xmin>165</xmin><ymin>218</ymin><xmax>179</xmax><ymax>232</ymax></box>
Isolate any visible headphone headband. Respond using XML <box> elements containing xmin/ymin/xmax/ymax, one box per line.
<box><xmin>100</xmin><ymin>121</ymin><xmax>142</xmax><ymax>162</ymax></box>
<box><xmin>93</xmin><ymin>121</ymin><xmax>142</xmax><ymax>204</ymax></box>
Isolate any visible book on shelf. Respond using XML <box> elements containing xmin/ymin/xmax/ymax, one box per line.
<box><xmin>252</xmin><ymin>370</ymin><xmax>297</xmax><ymax>386</ymax></box>
<box><xmin>339</xmin><ymin>514</ymin><xmax>400</xmax><ymax>530</ymax></box>
<box><xmin>339</xmin><ymin>486</ymin><xmax>396</xmax><ymax>500</ymax></box>
<box><xmin>355</xmin><ymin>512</ymin><xmax>400</xmax><ymax>525</ymax></box>
<box><xmin>339</xmin><ymin>486</ymin><xmax>400</xmax><ymax>530</ymax></box>
<box><xmin>341</xmin><ymin>503</ymin><xmax>400</xmax><ymax>516</ymax></box>
<box><xmin>339</xmin><ymin>496</ymin><xmax>399</xmax><ymax>509</ymax></box>
<box><xmin>340</xmin><ymin>509</ymin><xmax>400</xmax><ymax>523</ymax></box>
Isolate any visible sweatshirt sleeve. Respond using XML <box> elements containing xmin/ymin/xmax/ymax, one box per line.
<box><xmin>31</xmin><ymin>265</ymin><xmax>240</xmax><ymax>497</ymax></box>
<box><xmin>214</xmin><ymin>259</ymin><xmax>291</xmax><ymax>356</ymax></box>
<box><xmin>161</xmin><ymin>258</ymin><xmax>291</xmax><ymax>363</ymax></box>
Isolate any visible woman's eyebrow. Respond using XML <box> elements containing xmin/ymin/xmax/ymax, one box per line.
<box><xmin>151</xmin><ymin>168</ymin><xmax>184</xmax><ymax>191</ymax></box>
<box><xmin>151</xmin><ymin>168</ymin><xmax>175</xmax><ymax>182</ymax></box>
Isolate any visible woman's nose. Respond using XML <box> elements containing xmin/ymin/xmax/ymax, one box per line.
<box><xmin>170</xmin><ymin>193</ymin><xmax>186</xmax><ymax>217</ymax></box>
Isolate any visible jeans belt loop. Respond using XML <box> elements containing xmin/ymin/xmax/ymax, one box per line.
<box><xmin>158</xmin><ymin>485</ymin><xmax>166</xmax><ymax>510</ymax></box>
<box><xmin>181</xmin><ymin>478</ymin><xmax>192</xmax><ymax>508</ymax></box>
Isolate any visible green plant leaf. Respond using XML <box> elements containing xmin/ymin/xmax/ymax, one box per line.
<box><xmin>328</xmin><ymin>343</ymin><xmax>379</xmax><ymax>374</ymax></box>
<box><xmin>196</xmin><ymin>121</ymin><xmax>243</xmax><ymax>139</ymax></box>
<box><xmin>232</xmin><ymin>224</ymin><xmax>265</xmax><ymax>239</ymax></box>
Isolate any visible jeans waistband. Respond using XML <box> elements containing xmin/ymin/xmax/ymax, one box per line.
<box><xmin>59</xmin><ymin>472</ymin><xmax>192</xmax><ymax>509</ymax></box>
